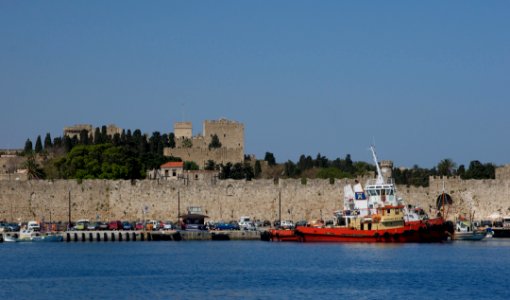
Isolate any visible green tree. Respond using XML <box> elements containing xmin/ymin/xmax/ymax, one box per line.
<box><xmin>80</xmin><ymin>129</ymin><xmax>90</xmax><ymax>145</ymax></box>
<box><xmin>184</xmin><ymin>161</ymin><xmax>199</xmax><ymax>170</ymax></box>
<box><xmin>205</xmin><ymin>160</ymin><xmax>216</xmax><ymax>171</ymax></box>
<box><xmin>317</xmin><ymin>167</ymin><xmax>351</xmax><ymax>179</ymax></box>
<box><xmin>182</xmin><ymin>138</ymin><xmax>193</xmax><ymax>148</ymax></box>
<box><xmin>34</xmin><ymin>135</ymin><xmax>43</xmax><ymax>153</ymax></box>
<box><xmin>437</xmin><ymin>159</ymin><xmax>456</xmax><ymax>176</ymax></box>
<box><xmin>168</xmin><ymin>133</ymin><xmax>176</xmax><ymax>148</ymax></box>
<box><xmin>24</xmin><ymin>138</ymin><xmax>33</xmax><ymax>154</ymax></box>
<box><xmin>23</xmin><ymin>153</ymin><xmax>43</xmax><ymax>179</ymax></box>
<box><xmin>53</xmin><ymin>137</ymin><xmax>63</xmax><ymax>148</ymax></box>
<box><xmin>457</xmin><ymin>165</ymin><xmax>466</xmax><ymax>178</ymax></box>
<box><xmin>284</xmin><ymin>160</ymin><xmax>300</xmax><ymax>177</ymax></box>
<box><xmin>63</xmin><ymin>136</ymin><xmax>73</xmax><ymax>153</ymax></box>
<box><xmin>93</xmin><ymin>127</ymin><xmax>101</xmax><ymax>144</ymax></box>
<box><xmin>44</xmin><ymin>133</ymin><xmax>52</xmax><ymax>149</ymax></box>
<box><xmin>208</xmin><ymin>134</ymin><xmax>222</xmax><ymax>149</ymax></box>
<box><xmin>264</xmin><ymin>152</ymin><xmax>276</xmax><ymax>166</ymax></box>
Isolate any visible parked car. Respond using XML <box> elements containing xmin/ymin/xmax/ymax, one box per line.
<box><xmin>280</xmin><ymin>220</ymin><xmax>294</xmax><ymax>229</ymax></box>
<box><xmin>98</xmin><ymin>222</ymin><xmax>109</xmax><ymax>230</ymax></box>
<box><xmin>122</xmin><ymin>221</ymin><xmax>134</xmax><ymax>230</ymax></box>
<box><xmin>214</xmin><ymin>221</ymin><xmax>239</xmax><ymax>231</ymax></box>
<box><xmin>239</xmin><ymin>216</ymin><xmax>256</xmax><ymax>231</ymax></box>
<box><xmin>146</xmin><ymin>220</ymin><xmax>160</xmax><ymax>231</ymax></box>
<box><xmin>294</xmin><ymin>220</ymin><xmax>308</xmax><ymax>227</ymax></box>
<box><xmin>87</xmin><ymin>222</ymin><xmax>100</xmax><ymax>230</ymax></box>
<box><xmin>162</xmin><ymin>221</ymin><xmax>175</xmax><ymax>230</ymax></box>
<box><xmin>135</xmin><ymin>222</ymin><xmax>145</xmax><ymax>230</ymax></box>
<box><xmin>74</xmin><ymin>219</ymin><xmax>90</xmax><ymax>231</ymax></box>
<box><xmin>108</xmin><ymin>220</ymin><xmax>123</xmax><ymax>230</ymax></box>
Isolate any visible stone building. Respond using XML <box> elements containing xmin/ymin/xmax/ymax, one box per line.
<box><xmin>160</xmin><ymin>161</ymin><xmax>184</xmax><ymax>180</ymax></box>
<box><xmin>164</xmin><ymin>119</ymin><xmax>244</xmax><ymax>169</ymax></box>
<box><xmin>63</xmin><ymin>124</ymin><xmax>93</xmax><ymax>139</ymax></box>
<box><xmin>63</xmin><ymin>124</ymin><xmax>122</xmax><ymax>140</ymax></box>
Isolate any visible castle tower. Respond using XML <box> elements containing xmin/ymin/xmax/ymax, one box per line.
<box><xmin>203</xmin><ymin>119</ymin><xmax>244</xmax><ymax>150</ymax></box>
<box><xmin>174</xmin><ymin>122</ymin><xmax>192</xmax><ymax>139</ymax></box>
<box><xmin>380</xmin><ymin>160</ymin><xmax>393</xmax><ymax>180</ymax></box>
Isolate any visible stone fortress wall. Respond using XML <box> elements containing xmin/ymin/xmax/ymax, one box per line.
<box><xmin>1</xmin><ymin>172</ymin><xmax>510</xmax><ymax>223</ymax></box>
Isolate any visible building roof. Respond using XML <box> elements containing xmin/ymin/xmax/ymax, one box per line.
<box><xmin>161</xmin><ymin>161</ymin><xmax>184</xmax><ymax>169</ymax></box>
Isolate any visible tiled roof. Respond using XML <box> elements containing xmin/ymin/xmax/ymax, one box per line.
<box><xmin>161</xmin><ymin>161</ymin><xmax>184</xmax><ymax>168</ymax></box>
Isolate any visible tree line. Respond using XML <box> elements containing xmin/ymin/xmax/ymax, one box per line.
<box><xmin>21</xmin><ymin>129</ymin><xmax>496</xmax><ymax>185</ymax></box>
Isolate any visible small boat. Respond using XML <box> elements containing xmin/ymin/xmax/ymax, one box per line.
<box><xmin>3</xmin><ymin>234</ymin><xmax>18</xmax><ymax>242</ymax></box>
<box><xmin>453</xmin><ymin>220</ymin><xmax>487</xmax><ymax>241</ymax></box>
<box><xmin>18</xmin><ymin>229</ymin><xmax>63</xmax><ymax>242</ymax></box>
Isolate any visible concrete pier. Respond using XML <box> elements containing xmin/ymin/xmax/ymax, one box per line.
<box><xmin>54</xmin><ymin>230</ymin><xmax>262</xmax><ymax>242</ymax></box>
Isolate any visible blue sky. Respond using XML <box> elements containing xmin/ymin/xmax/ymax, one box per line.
<box><xmin>1</xmin><ymin>1</ymin><xmax>509</xmax><ymax>168</ymax></box>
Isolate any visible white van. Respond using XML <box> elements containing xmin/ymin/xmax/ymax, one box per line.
<box><xmin>239</xmin><ymin>216</ymin><xmax>256</xmax><ymax>231</ymax></box>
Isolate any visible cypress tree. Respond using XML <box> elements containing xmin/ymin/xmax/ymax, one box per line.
<box><xmin>24</xmin><ymin>138</ymin><xmax>33</xmax><ymax>154</ymax></box>
<box><xmin>34</xmin><ymin>135</ymin><xmax>43</xmax><ymax>153</ymax></box>
<box><xmin>94</xmin><ymin>127</ymin><xmax>101</xmax><ymax>144</ymax></box>
<box><xmin>44</xmin><ymin>133</ymin><xmax>52</xmax><ymax>149</ymax></box>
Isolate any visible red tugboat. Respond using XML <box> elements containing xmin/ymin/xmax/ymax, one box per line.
<box><xmin>294</xmin><ymin>147</ymin><xmax>452</xmax><ymax>243</ymax></box>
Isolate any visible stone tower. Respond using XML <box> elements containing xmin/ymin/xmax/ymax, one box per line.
<box><xmin>203</xmin><ymin>119</ymin><xmax>244</xmax><ymax>151</ymax></box>
<box><xmin>174</xmin><ymin>122</ymin><xmax>192</xmax><ymax>139</ymax></box>
<box><xmin>380</xmin><ymin>160</ymin><xmax>393</xmax><ymax>180</ymax></box>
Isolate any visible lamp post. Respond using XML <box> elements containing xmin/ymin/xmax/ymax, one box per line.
<box><xmin>68</xmin><ymin>189</ymin><xmax>71</xmax><ymax>230</ymax></box>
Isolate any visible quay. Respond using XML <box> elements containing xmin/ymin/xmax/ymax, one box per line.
<box><xmin>2</xmin><ymin>230</ymin><xmax>263</xmax><ymax>242</ymax></box>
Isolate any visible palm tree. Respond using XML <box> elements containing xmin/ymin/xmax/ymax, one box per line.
<box><xmin>437</xmin><ymin>159</ymin><xmax>457</xmax><ymax>177</ymax></box>
<box><xmin>23</xmin><ymin>153</ymin><xmax>42</xmax><ymax>180</ymax></box>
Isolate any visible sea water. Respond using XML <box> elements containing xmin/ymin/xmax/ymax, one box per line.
<box><xmin>1</xmin><ymin>239</ymin><xmax>510</xmax><ymax>300</ymax></box>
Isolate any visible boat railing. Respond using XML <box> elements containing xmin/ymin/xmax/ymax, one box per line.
<box><xmin>365</xmin><ymin>178</ymin><xmax>394</xmax><ymax>186</ymax></box>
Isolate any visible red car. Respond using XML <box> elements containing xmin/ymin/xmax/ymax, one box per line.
<box><xmin>108</xmin><ymin>220</ymin><xmax>122</xmax><ymax>230</ymax></box>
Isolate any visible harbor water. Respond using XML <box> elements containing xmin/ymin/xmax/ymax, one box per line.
<box><xmin>1</xmin><ymin>239</ymin><xmax>510</xmax><ymax>300</ymax></box>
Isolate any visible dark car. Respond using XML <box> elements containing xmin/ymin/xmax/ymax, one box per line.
<box><xmin>108</xmin><ymin>220</ymin><xmax>122</xmax><ymax>230</ymax></box>
<box><xmin>215</xmin><ymin>221</ymin><xmax>239</xmax><ymax>231</ymax></box>
<box><xmin>122</xmin><ymin>222</ymin><xmax>134</xmax><ymax>230</ymax></box>
<box><xmin>185</xmin><ymin>223</ymin><xmax>206</xmax><ymax>230</ymax></box>
<box><xmin>98</xmin><ymin>222</ymin><xmax>109</xmax><ymax>230</ymax></box>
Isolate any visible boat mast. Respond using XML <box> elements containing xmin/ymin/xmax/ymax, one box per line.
<box><xmin>370</xmin><ymin>146</ymin><xmax>384</xmax><ymax>185</ymax></box>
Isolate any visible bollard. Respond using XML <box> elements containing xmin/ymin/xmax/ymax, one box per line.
<box><xmin>111</xmin><ymin>232</ymin><xmax>115</xmax><ymax>241</ymax></box>
<box><xmin>118</xmin><ymin>232</ymin><xmax>123</xmax><ymax>241</ymax></box>
<box><xmin>140</xmin><ymin>232</ymin><xmax>145</xmax><ymax>241</ymax></box>
<box><xmin>81</xmin><ymin>233</ymin><xmax>86</xmax><ymax>242</ymax></box>
<box><xmin>96</xmin><ymin>232</ymin><xmax>100</xmax><ymax>242</ymax></box>
<box><xmin>104</xmin><ymin>232</ymin><xmax>108</xmax><ymax>242</ymax></box>
<box><xmin>89</xmin><ymin>232</ymin><xmax>93</xmax><ymax>242</ymax></box>
<box><xmin>66</xmin><ymin>233</ymin><xmax>71</xmax><ymax>242</ymax></box>
<box><xmin>147</xmin><ymin>232</ymin><xmax>152</xmax><ymax>241</ymax></box>
<box><xmin>132</xmin><ymin>232</ymin><xmax>136</xmax><ymax>241</ymax></box>
<box><xmin>125</xmin><ymin>232</ymin><xmax>130</xmax><ymax>241</ymax></box>
<box><xmin>74</xmin><ymin>233</ymin><xmax>78</xmax><ymax>242</ymax></box>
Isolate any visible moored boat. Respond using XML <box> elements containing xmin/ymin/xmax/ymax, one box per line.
<box><xmin>294</xmin><ymin>146</ymin><xmax>452</xmax><ymax>243</ymax></box>
<box><xmin>452</xmin><ymin>220</ymin><xmax>487</xmax><ymax>241</ymax></box>
<box><xmin>18</xmin><ymin>229</ymin><xmax>63</xmax><ymax>242</ymax></box>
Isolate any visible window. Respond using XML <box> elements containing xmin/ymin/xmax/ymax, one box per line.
<box><xmin>165</xmin><ymin>170</ymin><xmax>169</xmax><ymax>177</ymax></box>
<box><xmin>172</xmin><ymin>170</ymin><xmax>176</xmax><ymax>177</ymax></box>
